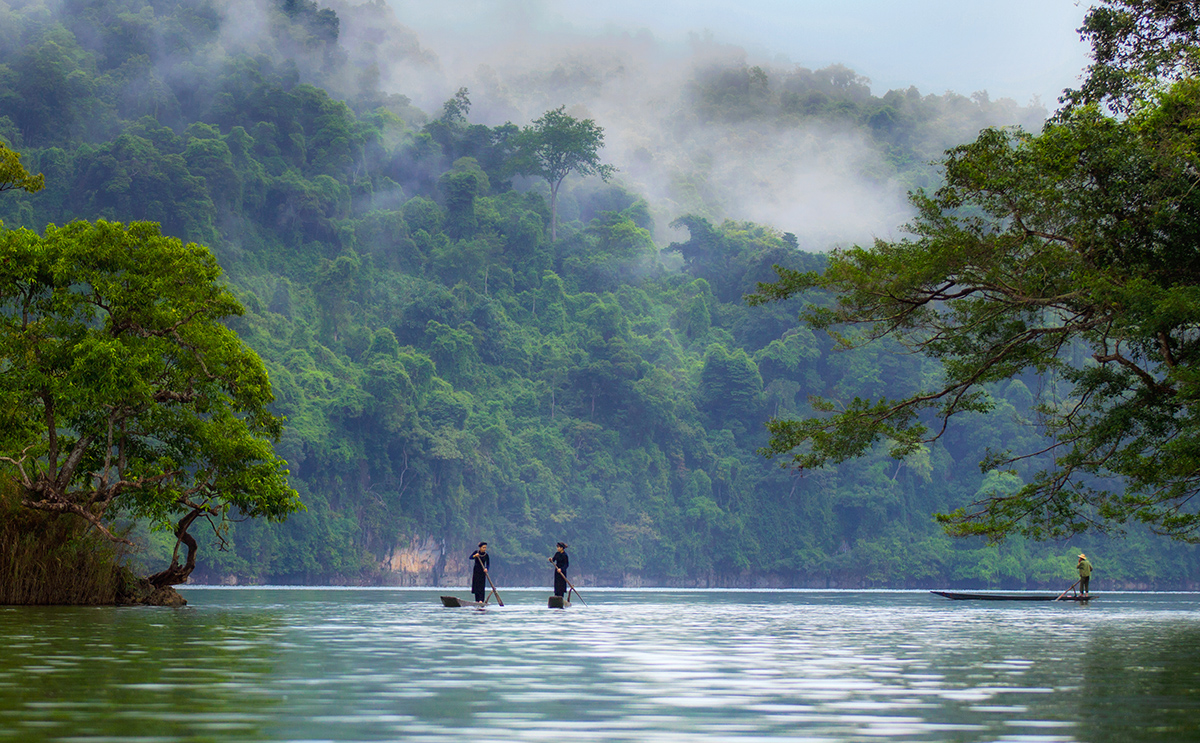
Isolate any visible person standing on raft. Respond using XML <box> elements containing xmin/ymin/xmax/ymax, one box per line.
<box><xmin>548</xmin><ymin>542</ymin><xmax>569</xmax><ymax>598</ymax></box>
<box><xmin>470</xmin><ymin>542</ymin><xmax>490</xmax><ymax>603</ymax></box>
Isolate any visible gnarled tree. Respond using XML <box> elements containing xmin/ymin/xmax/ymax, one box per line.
<box><xmin>0</xmin><ymin>219</ymin><xmax>302</xmax><ymax>588</ymax></box>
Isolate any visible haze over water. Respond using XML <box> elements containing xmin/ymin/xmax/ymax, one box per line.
<box><xmin>2</xmin><ymin>589</ymin><xmax>1199</xmax><ymax>742</ymax></box>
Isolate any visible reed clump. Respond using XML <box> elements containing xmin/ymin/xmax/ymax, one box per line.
<box><xmin>0</xmin><ymin>478</ymin><xmax>138</xmax><ymax>605</ymax></box>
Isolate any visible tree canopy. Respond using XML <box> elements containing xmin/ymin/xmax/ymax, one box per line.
<box><xmin>0</xmin><ymin>143</ymin><xmax>44</xmax><ymax>195</ymax></box>
<box><xmin>515</xmin><ymin>106</ymin><xmax>615</xmax><ymax>241</ymax></box>
<box><xmin>1071</xmin><ymin>0</ymin><xmax>1200</xmax><ymax>112</ymax></box>
<box><xmin>751</xmin><ymin>1</ymin><xmax>1200</xmax><ymax>543</ymax></box>
<box><xmin>0</xmin><ymin>219</ymin><xmax>301</xmax><ymax>585</ymax></box>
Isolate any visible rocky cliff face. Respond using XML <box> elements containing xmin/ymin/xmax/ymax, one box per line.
<box><xmin>381</xmin><ymin>536</ymin><xmax>467</xmax><ymax>586</ymax></box>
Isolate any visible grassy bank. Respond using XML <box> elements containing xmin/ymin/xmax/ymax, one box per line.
<box><xmin>0</xmin><ymin>479</ymin><xmax>137</xmax><ymax>605</ymax></box>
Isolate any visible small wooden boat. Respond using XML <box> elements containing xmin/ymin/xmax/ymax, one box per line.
<box><xmin>440</xmin><ymin>595</ymin><xmax>484</xmax><ymax>608</ymax></box>
<box><xmin>547</xmin><ymin>595</ymin><xmax>571</xmax><ymax>609</ymax></box>
<box><xmin>931</xmin><ymin>590</ymin><xmax>1093</xmax><ymax>602</ymax></box>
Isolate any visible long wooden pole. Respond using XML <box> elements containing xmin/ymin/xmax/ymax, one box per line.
<box><xmin>1054</xmin><ymin>580</ymin><xmax>1080</xmax><ymax>601</ymax></box>
<box><xmin>477</xmin><ymin>555</ymin><xmax>504</xmax><ymax>606</ymax></box>
<box><xmin>551</xmin><ymin>563</ymin><xmax>587</xmax><ymax>606</ymax></box>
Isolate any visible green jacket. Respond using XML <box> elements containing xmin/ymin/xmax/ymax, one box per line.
<box><xmin>1077</xmin><ymin>558</ymin><xmax>1093</xmax><ymax>578</ymax></box>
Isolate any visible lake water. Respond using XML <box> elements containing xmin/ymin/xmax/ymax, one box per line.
<box><xmin>1</xmin><ymin>588</ymin><xmax>1198</xmax><ymax>742</ymax></box>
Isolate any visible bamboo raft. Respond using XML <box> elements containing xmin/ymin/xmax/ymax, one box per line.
<box><xmin>547</xmin><ymin>595</ymin><xmax>571</xmax><ymax>609</ymax></box>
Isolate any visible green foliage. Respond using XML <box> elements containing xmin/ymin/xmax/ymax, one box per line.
<box><xmin>666</xmin><ymin>216</ymin><xmax>819</xmax><ymax>303</ymax></box>
<box><xmin>0</xmin><ymin>218</ymin><xmax>301</xmax><ymax>575</ymax></box>
<box><xmin>514</xmin><ymin>106</ymin><xmax>615</xmax><ymax>241</ymax></box>
<box><xmin>697</xmin><ymin>344</ymin><xmax>763</xmax><ymax>430</ymax></box>
<box><xmin>1</xmin><ymin>0</ymin><xmax>1197</xmax><ymax>590</ymax></box>
<box><xmin>0</xmin><ymin>142</ymin><xmax>43</xmax><ymax>194</ymax></box>
<box><xmin>1070</xmin><ymin>0</ymin><xmax>1200</xmax><ymax>113</ymax></box>
<box><xmin>750</xmin><ymin>77</ymin><xmax>1200</xmax><ymax>543</ymax></box>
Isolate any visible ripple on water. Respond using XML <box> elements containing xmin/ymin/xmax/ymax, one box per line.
<box><xmin>2</xmin><ymin>589</ymin><xmax>1199</xmax><ymax>742</ymax></box>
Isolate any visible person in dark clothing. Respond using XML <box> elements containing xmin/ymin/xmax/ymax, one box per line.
<box><xmin>470</xmin><ymin>542</ymin><xmax>490</xmax><ymax>603</ymax></box>
<box><xmin>548</xmin><ymin>542</ymin><xmax>569</xmax><ymax>598</ymax></box>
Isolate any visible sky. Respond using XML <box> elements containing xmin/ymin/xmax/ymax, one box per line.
<box><xmin>389</xmin><ymin>0</ymin><xmax>1096</xmax><ymax>108</ymax></box>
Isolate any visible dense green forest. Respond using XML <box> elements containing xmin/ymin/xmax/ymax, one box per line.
<box><xmin>1</xmin><ymin>0</ymin><xmax>1195</xmax><ymax>589</ymax></box>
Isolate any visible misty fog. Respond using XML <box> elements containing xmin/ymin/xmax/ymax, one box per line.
<box><xmin>316</xmin><ymin>0</ymin><xmax>1048</xmax><ymax>249</ymax></box>
<box><xmin>11</xmin><ymin>0</ymin><xmax>1049</xmax><ymax>249</ymax></box>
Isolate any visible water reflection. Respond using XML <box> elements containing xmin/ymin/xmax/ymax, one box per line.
<box><xmin>1077</xmin><ymin>624</ymin><xmax>1200</xmax><ymax>742</ymax></box>
<box><xmin>0</xmin><ymin>605</ymin><xmax>284</xmax><ymax>742</ymax></box>
<box><xmin>0</xmin><ymin>590</ymin><xmax>1197</xmax><ymax>742</ymax></box>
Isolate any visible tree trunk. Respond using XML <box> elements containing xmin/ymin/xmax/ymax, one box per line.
<box><xmin>550</xmin><ymin>177</ymin><xmax>563</xmax><ymax>242</ymax></box>
<box><xmin>147</xmin><ymin>508</ymin><xmax>203</xmax><ymax>588</ymax></box>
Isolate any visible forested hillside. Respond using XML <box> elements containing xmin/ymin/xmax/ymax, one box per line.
<box><xmin>1</xmin><ymin>0</ymin><xmax>1194</xmax><ymax>588</ymax></box>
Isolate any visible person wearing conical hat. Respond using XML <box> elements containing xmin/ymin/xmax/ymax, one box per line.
<box><xmin>1077</xmin><ymin>553</ymin><xmax>1093</xmax><ymax>595</ymax></box>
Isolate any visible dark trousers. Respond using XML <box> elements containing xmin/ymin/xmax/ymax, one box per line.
<box><xmin>473</xmin><ymin>584</ymin><xmax>486</xmax><ymax>602</ymax></box>
<box><xmin>1080</xmin><ymin>576</ymin><xmax>1090</xmax><ymax>594</ymax></box>
<box><xmin>554</xmin><ymin>572</ymin><xmax>567</xmax><ymax>597</ymax></box>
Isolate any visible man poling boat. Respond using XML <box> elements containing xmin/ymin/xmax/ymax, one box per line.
<box><xmin>1077</xmin><ymin>553</ymin><xmax>1093</xmax><ymax>596</ymax></box>
<box><xmin>549</xmin><ymin>542</ymin><xmax>569</xmax><ymax>599</ymax></box>
<box><xmin>933</xmin><ymin>553</ymin><xmax>1096</xmax><ymax>602</ymax></box>
<box><xmin>548</xmin><ymin>541</ymin><xmax>586</xmax><ymax>607</ymax></box>
<box><xmin>469</xmin><ymin>542</ymin><xmax>504</xmax><ymax>605</ymax></box>
<box><xmin>439</xmin><ymin>541</ymin><xmax>502</xmax><ymax>607</ymax></box>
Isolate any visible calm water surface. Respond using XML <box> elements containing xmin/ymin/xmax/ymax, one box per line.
<box><xmin>1</xmin><ymin>588</ymin><xmax>1198</xmax><ymax>742</ymax></box>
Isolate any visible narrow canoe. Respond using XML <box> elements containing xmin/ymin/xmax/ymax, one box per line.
<box><xmin>931</xmin><ymin>590</ymin><xmax>1093</xmax><ymax>602</ymax></box>
<box><xmin>547</xmin><ymin>595</ymin><xmax>571</xmax><ymax>609</ymax></box>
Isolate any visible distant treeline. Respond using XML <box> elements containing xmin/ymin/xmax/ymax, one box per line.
<box><xmin>1</xmin><ymin>0</ymin><xmax>1194</xmax><ymax>588</ymax></box>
